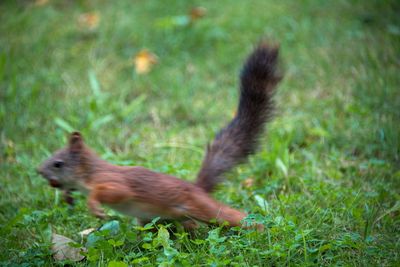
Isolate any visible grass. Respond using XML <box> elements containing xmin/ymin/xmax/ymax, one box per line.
<box><xmin>1</xmin><ymin>0</ymin><xmax>399</xmax><ymax>266</ymax></box>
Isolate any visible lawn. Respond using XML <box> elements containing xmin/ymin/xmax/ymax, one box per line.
<box><xmin>0</xmin><ymin>0</ymin><xmax>399</xmax><ymax>266</ymax></box>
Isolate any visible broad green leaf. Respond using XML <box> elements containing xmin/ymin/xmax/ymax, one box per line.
<box><xmin>156</xmin><ymin>227</ymin><xmax>170</xmax><ymax>248</ymax></box>
<box><xmin>108</xmin><ymin>261</ymin><xmax>127</xmax><ymax>267</ymax></box>
<box><xmin>142</xmin><ymin>243</ymin><xmax>152</xmax><ymax>250</ymax></box>
<box><xmin>99</xmin><ymin>220</ymin><xmax>120</xmax><ymax>234</ymax></box>
<box><xmin>86</xmin><ymin>220</ymin><xmax>120</xmax><ymax>248</ymax></box>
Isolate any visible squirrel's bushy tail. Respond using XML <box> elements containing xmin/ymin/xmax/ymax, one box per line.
<box><xmin>195</xmin><ymin>43</ymin><xmax>282</xmax><ymax>193</ymax></box>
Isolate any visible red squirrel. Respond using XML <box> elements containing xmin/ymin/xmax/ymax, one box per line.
<box><xmin>37</xmin><ymin>43</ymin><xmax>282</xmax><ymax>230</ymax></box>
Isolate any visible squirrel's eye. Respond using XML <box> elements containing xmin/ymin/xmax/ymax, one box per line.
<box><xmin>53</xmin><ymin>160</ymin><xmax>64</xmax><ymax>169</ymax></box>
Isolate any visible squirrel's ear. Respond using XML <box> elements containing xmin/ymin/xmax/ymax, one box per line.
<box><xmin>69</xmin><ymin>132</ymin><xmax>83</xmax><ymax>153</ymax></box>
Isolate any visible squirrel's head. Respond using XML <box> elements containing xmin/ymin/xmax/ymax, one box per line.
<box><xmin>37</xmin><ymin>132</ymin><xmax>87</xmax><ymax>189</ymax></box>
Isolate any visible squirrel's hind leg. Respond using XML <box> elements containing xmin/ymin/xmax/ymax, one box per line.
<box><xmin>185</xmin><ymin>193</ymin><xmax>246</xmax><ymax>227</ymax></box>
<box><xmin>181</xmin><ymin>219</ymin><xmax>199</xmax><ymax>231</ymax></box>
<box><xmin>87</xmin><ymin>182</ymin><xmax>133</xmax><ymax>219</ymax></box>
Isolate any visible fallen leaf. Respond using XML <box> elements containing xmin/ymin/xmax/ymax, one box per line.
<box><xmin>133</xmin><ymin>50</ymin><xmax>158</xmax><ymax>75</ymax></box>
<box><xmin>78</xmin><ymin>228</ymin><xmax>96</xmax><ymax>238</ymax></box>
<box><xmin>78</xmin><ymin>12</ymin><xmax>100</xmax><ymax>30</ymax></box>
<box><xmin>190</xmin><ymin>7</ymin><xmax>207</xmax><ymax>21</ymax></box>
<box><xmin>34</xmin><ymin>0</ymin><xmax>49</xmax><ymax>6</ymax></box>
<box><xmin>242</xmin><ymin>178</ymin><xmax>254</xmax><ymax>188</ymax></box>
<box><xmin>51</xmin><ymin>233</ymin><xmax>85</xmax><ymax>262</ymax></box>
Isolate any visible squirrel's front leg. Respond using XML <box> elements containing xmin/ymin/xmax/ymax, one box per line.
<box><xmin>88</xmin><ymin>191</ymin><xmax>106</xmax><ymax>219</ymax></box>
<box><xmin>87</xmin><ymin>183</ymin><xmax>133</xmax><ymax>219</ymax></box>
<box><xmin>63</xmin><ymin>189</ymin><xmax>75</xmax><ymax>205</ymax></box>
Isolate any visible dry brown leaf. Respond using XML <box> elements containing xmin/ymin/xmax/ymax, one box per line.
<box><xmin>51</xmin><ymin>233</ymin><xmax>85</xmax><ymax>262</ymax></box>
<box><xmin>78</xmin><ymin>228</ymin><xmax>96</xmax><ymax>238</ymax></box>
<box><xmin>190</xmin><ymin>7</ymin><xmax>207</xmax><ymax>21</ymax></box>
<box><xmin>242</xmin><ymin>178</ymin><xmax>254</xmax><ymax>188</ymax></box>
<box><xmin>78</xmin><ymin>12</ymin><xmax>100</xmax><ymax>30</ymax></box>
<box><xmin>134</xmin><ymin>50</ymin><xmax>158</xmax><ymax>75</ymax></box>
<box><xmin>34</xmin><ymin>0</ymin><xmax>49</xmax><ymax>6</ymax></box>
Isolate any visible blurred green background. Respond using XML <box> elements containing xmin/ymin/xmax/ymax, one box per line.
<box><xmin>0</xmin><ymin>0</ymin><xmax>399</xmax><ymax>265</ymax></box>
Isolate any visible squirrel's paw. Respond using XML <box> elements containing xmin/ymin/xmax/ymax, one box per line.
<box><xmin>93</xmin><ymin>211</ymin><xmax>107</xmax><ymax>220</ymax></box>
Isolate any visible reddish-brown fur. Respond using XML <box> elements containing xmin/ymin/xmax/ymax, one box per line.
<box><xmin>38</xmin><ymin>136</ymin><xmax>247</xmax><ymax>228</ymax></box>
<box><xmin>37</xmin><ymin>43</ymin><xmax>281</xmax><ymax>230</ymax></box>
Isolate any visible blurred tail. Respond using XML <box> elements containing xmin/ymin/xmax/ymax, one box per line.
<box><xmin>195</xmin><ymin>43</ymin><xmax>282</xmax><ymax>192</ymax></box>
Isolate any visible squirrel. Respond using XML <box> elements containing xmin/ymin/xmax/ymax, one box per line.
<box><xmin>37</xmin><ymin>42</ymin><xmax>282</xmax><ymax>230</ymax></box>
